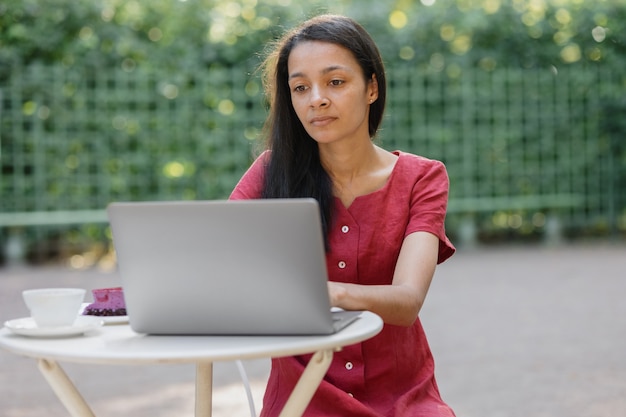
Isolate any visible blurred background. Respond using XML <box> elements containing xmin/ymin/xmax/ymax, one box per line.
<box><xmin>1</xmin><ymin>0</ymin><xmax>625</xmax><ymax>268</ymax></box>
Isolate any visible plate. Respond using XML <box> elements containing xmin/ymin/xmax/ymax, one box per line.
<box><xmin>3</xmin><ymin>316</ymin><xmax>104</xmax><ymax>338</ymax></box>
<box><xmin>80</xmin><ymin>303</ymin><xmax>129</xmax><ymax>325</ymax></box>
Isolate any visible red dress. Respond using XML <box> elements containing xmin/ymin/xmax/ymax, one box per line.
<box><xmin>230</xmin><ymin>150</ymin><xmax>456</xmax><ymax>417</ymax></box>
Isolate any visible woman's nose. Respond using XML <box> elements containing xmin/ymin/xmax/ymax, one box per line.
<box><xmin>310</xmin><ymin>86</ymin><xmax>329</xmax><ymax>108</ymax></box>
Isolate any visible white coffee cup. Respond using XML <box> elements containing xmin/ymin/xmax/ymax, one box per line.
<box><xmin>22</xmin><ymin>288</ymin><xmax>86</xmax><ymax>327</ymax></box>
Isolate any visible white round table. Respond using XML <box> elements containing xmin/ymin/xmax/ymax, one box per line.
<box><xmin>0</xmin><ymin>311</ymin><xmax>383</xmax><ymax>417</ymax></box>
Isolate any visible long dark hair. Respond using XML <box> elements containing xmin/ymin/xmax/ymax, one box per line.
<box><xmin>260</xmin><ymin>15</ymin><xmax>387</xmax><ymax>247</ymax></box>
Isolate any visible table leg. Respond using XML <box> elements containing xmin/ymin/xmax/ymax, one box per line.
<box><xmin>279</xmin><ymin>349</ymin><xmax>334</xmax><ymax>417</ymax></box>
<box><xmin>37</xmin><ymin>359</ymin><xmax>96</xmax><ymax>417</ymax></box>
<box><xmin>195</xmin><ymin>361</ymin><xmax>213</xmax><ymax>417</ymax></box>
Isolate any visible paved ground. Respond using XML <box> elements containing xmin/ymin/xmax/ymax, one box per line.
<box><xmin>1</xmin><ymin>242</ymin><xmax>625</xmax><ymax>417</ymax></box>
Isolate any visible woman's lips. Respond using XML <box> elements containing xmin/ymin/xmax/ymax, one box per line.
<box><xmin>309</xmin><ymin>116</ymin><xmax>335</xmax><ymax>126</ymax></box>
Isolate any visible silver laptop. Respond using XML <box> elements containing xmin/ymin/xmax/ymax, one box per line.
<box><xmin>107</xmin><ymin>198</ymin><xmax>361</xmax><ymax>335</ymax></box>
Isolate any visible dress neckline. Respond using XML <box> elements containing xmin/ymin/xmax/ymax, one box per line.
<box><xmin>334</xmin><ymin>151</ymin><xmax>402</xmax><ymax>210</ymax></box>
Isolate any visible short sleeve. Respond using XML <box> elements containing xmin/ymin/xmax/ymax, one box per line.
<box><xmin>405</xmin><ymin>158</ymin><xmax>456</xmax><ymax>264</ymax></box>
<box><xmin>229</xmin><ymin>151</ymin><xmax>270</xmax><ymax>200</ymax></box>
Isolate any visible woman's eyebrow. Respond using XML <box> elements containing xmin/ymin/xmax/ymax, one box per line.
<box><xmin>288</xmin><ymin>65</ymin><xmax>350</xmax><ymax>80</ymax></box>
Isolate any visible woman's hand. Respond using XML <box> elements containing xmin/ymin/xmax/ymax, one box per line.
<box><xmin>327</xmin><ymin>281</ymin><xmax>349</xmax><ymax>307</ymax></box>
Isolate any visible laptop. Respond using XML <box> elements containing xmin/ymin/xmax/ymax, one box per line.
<box><xmin>106</xmin><ymin>198</ymin><xmax>361</xmax><ymax>335</ymax></box>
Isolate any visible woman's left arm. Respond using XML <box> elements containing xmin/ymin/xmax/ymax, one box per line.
<box><xmin>328</xmin><ymin>230</ymin><xmax>439</xmax><ymax>327</ymax></box>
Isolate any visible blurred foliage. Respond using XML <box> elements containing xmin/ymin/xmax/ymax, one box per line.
<box><xmin>1</xmin><ymin>0</ymin><xmax>625</xmax><ymax>76</ymax></box>
<box><xmin>1</xmin><ymin>0</ymin><xmax>625</xmax><ymax>263</ymax></box>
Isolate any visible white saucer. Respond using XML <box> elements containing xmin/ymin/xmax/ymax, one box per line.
<box><xmin>80</xmin><ymin>303</ymin><xmax>129</xmax><ymax>325</ymax></box>
<box><xmin>3</xmin><ymin>316</ymin><xmax>104</xmax><ymax>338</ymax></box>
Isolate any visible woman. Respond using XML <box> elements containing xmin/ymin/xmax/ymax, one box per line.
<box><xmin>230</xmin><ymin>14</ymin><xmax>456</xmax><ymax>417</ymax></box>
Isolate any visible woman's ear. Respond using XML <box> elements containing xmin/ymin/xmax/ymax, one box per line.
<box><xmin>368</xmin><ymin>74</ymin><xmax>379</xmax><ymax>104</ymax></box>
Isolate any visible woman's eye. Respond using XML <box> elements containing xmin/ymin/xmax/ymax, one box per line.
<box><xmin>330</xmin><ymin>79</ymin><xmax>344</xmax><ymax>86</ymax></box>
<box><xmin>292</xmin><ymin>85</ymin><xmax>307</xmax><ymax>92</ymax></box>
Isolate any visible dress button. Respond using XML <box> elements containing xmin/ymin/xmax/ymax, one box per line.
<box><xmin>338</xmin><ymin>261</ymin><xmax>346</xmax><ymax>269</ymax></box>
<box><xmin>341</xmin><ymin>225</ymin><xmax>349</xmax><ymax>233</ymax></box>
<box><xmin>345</xmin><ymin>362</ymin><xmax>353</xmax><ymax>370</ymax></box>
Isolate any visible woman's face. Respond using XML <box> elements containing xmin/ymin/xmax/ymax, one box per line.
<box><xmin>287</xmin><ymin>40</ymin><xmax>378</xmax><ymax>146</ymax></box>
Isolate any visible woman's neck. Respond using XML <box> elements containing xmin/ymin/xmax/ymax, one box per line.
<box><xmin>319</xmin><ymin>142</ymin><xmax>397</xmax><ymax>207</ymax></box>
<box><xmin>320</xmin><ymin>140</ymin><xmax>377</xmax><ymax>179</ymax></box>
